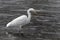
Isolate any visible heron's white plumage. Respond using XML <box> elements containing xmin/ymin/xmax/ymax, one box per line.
<box><xmin>6</xmin><ymin>15</ymin><xmax>27</xmax><ymax>27</ymax></box>
<box><xmin>6</xmin><ymin>8</ymin><xmax>36</xmax><ymax>31</ymax></box>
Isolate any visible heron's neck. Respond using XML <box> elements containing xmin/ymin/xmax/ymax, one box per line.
<box><xmin>27</xmin><ymin>10</ymin><xmax>31</xmax><ymax>22</ymax></box>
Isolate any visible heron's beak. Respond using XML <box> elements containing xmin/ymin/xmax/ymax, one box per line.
<box><xmin>33</xmin><ymin>10</ymin><xmax>39</xmax><ymax>16</ymax></box>
<box><xmin>35</xmin><ymin>9</ymin><xmax>40</xmax><ymax>12</ymax></box>
<box><xmin>33</xmin><ymin>10</ymin><xmax>37</xmax><ymax>14</ymax></box>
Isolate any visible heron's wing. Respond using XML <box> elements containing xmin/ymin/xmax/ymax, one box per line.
<box><xmin>7</xmin><ymin>15</ymin><xmax>28</xmax><ymax>27</ymax></box>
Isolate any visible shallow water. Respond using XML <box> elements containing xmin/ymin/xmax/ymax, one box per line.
<box><xmin>0</xmin><ymin>0</ymin><xmax>60</xmax><ymax>40</ymax></box>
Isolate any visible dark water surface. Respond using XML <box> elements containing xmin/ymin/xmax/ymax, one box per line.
<box><xmin>0</xmin><ymin>0</ymin><xmax>60</xmax><ymax>40</ymax></box>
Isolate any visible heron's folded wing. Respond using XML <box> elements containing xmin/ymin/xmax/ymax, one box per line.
<box><xmin>7</xmin><ymin>15</ymin><xmax>27</xmax><ymax>27</ymax></box>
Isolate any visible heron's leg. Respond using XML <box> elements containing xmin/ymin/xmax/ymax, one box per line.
<box><xmin>19</xmin><ymin>26</ymin><xmax>25</xmax><ymax>36</ymax></box>
<box><xmin>19</xmin><ymin>26</ymin><xmax>23</xmax><ymax>33</ymax></box>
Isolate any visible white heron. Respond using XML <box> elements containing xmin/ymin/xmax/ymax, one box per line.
<box><xmin>6</xmin><ymin>8</ymin><xmax>37</xmax><ymax>35</ymax></box>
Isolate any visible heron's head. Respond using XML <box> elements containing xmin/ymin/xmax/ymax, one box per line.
<box><xmin>28</xmin><ymin>8</ymin><xmax>37</xmax><ymax>15</ymax></box>
<box><xmin>28</xmin><ymin>8</ymin><xmax>35</xmax><ymax>11</ymax></box>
